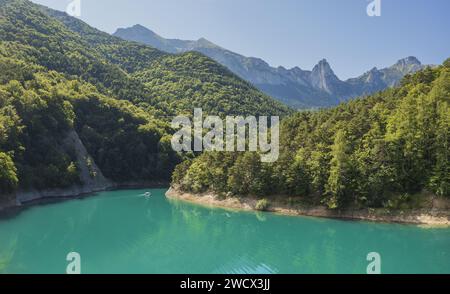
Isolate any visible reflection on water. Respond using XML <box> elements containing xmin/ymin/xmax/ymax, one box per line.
<box><xmin>0</xmin><ymin>189</ymin><xmax>449</xmax><ymax>274</ymax></box>
<box><xmin>0</xmin><ymin>237</ymin><xmax>16</xmax><ymax>273</ymax></box>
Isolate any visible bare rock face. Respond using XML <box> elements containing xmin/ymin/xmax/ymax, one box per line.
<box><xmin>310</xmin><ymin>59</ymin><xmax>349</xmax><ymax>97</ymax></box>
<box><xmin>14</xmin><ymin>131</ymin><xmax>113</xmax><ymax>205</ymax></box>
<box><xmin>63</xmin><ymin>130</ymin><xmax>111</xmax><ymax>190</ymax></box>
<box><xmin>114</xmin><ymin>25</ymin><xmax>427</xmax><ymax>109</ymax></box>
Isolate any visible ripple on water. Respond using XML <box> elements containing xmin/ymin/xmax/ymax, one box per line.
<box><xmin>0</xmin><ymin>189</ymin><xmax>449</xmax><ymax>274</ymax></box>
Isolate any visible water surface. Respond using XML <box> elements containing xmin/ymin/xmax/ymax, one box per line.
<box><xmin>0</xmin><ymin>189</ymin><xmax>449</xmax><ymax>274</ymax></box>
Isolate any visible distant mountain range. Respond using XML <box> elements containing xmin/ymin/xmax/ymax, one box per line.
<box><xmin>114</xmin><ymin>24</ymin><xmax>427</xmax><ymax>109</ymax></box>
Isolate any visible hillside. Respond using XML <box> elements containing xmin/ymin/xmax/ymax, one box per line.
<box><xmin>114</xmin><ymin>24</ymin><xmax>427</xmax><ymax>109</ymax></box>
<box><xmin>0</xmin><ymin>0</ymin><xmax>290</xmax><ymax>200</ymax></box>
<box><xmin>172</xmin><ymin>61</ymin><xmax>450</xmax><ymax>209</ymax></box>
<box><xmin>0</xmin><ymin>0</ymin><xmax>290</xmax><ymax>118</ymax></box>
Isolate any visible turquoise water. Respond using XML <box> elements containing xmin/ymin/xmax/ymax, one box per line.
<box><xmin>0</xmin><ymin>189</ymin><xmax>449</xmax><ymax>274</ymax></box>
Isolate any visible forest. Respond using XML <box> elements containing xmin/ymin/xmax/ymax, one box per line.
<box><xmin>0</xmin><ymin>0</ymin><xmax>289</xmax><ymax>196</ymax></box>
<box><xmin>173</xmin><ymin>62</ymin><xmax>450</xmax><ymax>209</ymax></box>
<box><xmin>0</xmin><ymin>0</ymin><xmax>448</xmax><ymax>211</ymax></box>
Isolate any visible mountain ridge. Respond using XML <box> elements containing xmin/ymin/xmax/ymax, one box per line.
<box><xmin>0</xmin><ymin>0</ymin><xmax>290</xmax><ymax>199</ymax></box>
<box><xmin>114</xmin><ymin>24</ymin><xmax>428</xmax><ymax>109</ymax></box>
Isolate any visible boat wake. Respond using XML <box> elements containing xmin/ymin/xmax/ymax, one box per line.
<box><xmin>138</xmin><ymin>192</ymin><xmax>152</xmax><ymax>198</ymax></box>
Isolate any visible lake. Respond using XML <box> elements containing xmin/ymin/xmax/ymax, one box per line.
<box><xmin>0</xmin><ymin>189</ymin><xmax>449</xmax><ymax>274</ymax></box>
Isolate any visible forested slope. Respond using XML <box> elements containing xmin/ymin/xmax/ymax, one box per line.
<box><xmin>173</xmin><ymin>61</ymin><xmax>450</xmax><ymax>209</ymax></box>
<box><xmin>0</xmin><ymin>0</ymin><xmax>290</xmax><ymax>198</ymax></box>
<box><xmin>0</xmin><ymin>0</ymin><xmax>290</xmax><ymax>117</ymax></box>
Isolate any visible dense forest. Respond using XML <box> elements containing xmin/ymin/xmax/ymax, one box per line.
<box><xmin>0</xmin><ymin>0</ymin><xmax>289</xmax><ymax>197</ymax></box>
<box><xmin>173</xmin><ymin>62</ymin><xmax>450</xmax><ymax>209</ymax></box>
<box><xmin>0</xmin><ymin>57</ymin><xmax>177</xmax><ymax>191</ymax></box>
<box><xmin>0</xmin><ymin>0</ymin><xmax>448</xmax><ymax>212</ymax></box>
<box><xmin>0</xmin><ymin>0</ymin><xmax>290</xmax><ymax>117</ymax></box>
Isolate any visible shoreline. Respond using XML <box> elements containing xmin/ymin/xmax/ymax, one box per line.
<box><xmin>2</xmin><ymin>185</ymin><xmax>449</xmax><ymax>227</ymax></box>
<box><xmin>0</xmin><ymin>181</ymin><xmax>169</xmax><ymax>214</ymax></box>
<box><xmin>166</xmin><ymin>187</ymin><xmax>450</xmax><ymax>227</ymax></box>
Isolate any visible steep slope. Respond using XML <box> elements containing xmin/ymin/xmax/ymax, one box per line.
<box><xmin>0</xmin><ymin>58</ymin><xmax>178</xmax><ymax>197</ymax></box>
<box><xmin>114</xmin><ymin>25</ymin><xmax>428</xmax><ymax>109</ymax></box>
<box><xmin>0</xmin><ymin>0</ymin><xmax>290</xmax><ymax>201</ymax></box>
<box><xmin>0</xmin><ymin>0</ymin><xmax>290</xmax><ymax>118</ymax></box>
<box><xmin>346</xmin><ymin>57</ymin><xmax>426</xmax><ymax>96</ymax></box>
<box><xmin>43</xmin><ymin>6</ymin><xmax>291</xmax><ymax>117</ymax></box>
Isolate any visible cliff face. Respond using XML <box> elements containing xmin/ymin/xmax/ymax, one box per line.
<box><xmin>62</xmin><ymin>130</ymin><xmax>111</xmax><ymax>193</ymax></box>
<box><xmin>2</xmin><ymin>0</ymin><xmax>260</xmax><ymax>209</ymax></box>
<box><xmin>113</xmin><ymin>25</ymin><xmax>428</xmax><ymax>109</ymax></box>
<box><xmin>1</xmin><ymin>131</ymin><xmax>113</xmax><ymax>210</ymax></box>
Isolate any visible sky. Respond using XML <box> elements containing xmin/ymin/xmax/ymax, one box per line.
<box><xmin>30</xmin><ymin>0</ymin><xmax>450</xmax><ymax>79</ymax></box>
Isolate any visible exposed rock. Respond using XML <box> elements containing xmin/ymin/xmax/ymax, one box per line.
<box><xmin>7</xmin><ymin>130</ymin><xmax>114</xmax><ymax>208</ymax></box>
<box><xmin>113</xmin><ymin>25</ymin><xmax>428</xmax><ymax>109</ymax></box>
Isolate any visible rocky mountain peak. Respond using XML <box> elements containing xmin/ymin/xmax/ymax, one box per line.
<box><xmin>310</xmin><ymin>59</ymin><xmax>340</xmax><ymax>94</ymax></box>
<box><xmin>391</xmin><ymin>56</ymin><xmax>423</xmax><ymax>73</ymax></box>
<box><xmin>112</xmin><ymin>24</ymin><xmax>428</xmax><ymax>109</ymax></box>
<box><xmin>314</xmin><ymin>59</ymin><xmax>332</xmax><ymax>73</ymax></box>
<box><xmin>396</xmin><ymin>56</ymin><xmax>422</xmax><ymax>66</ymax></box>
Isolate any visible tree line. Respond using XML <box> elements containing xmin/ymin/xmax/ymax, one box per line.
<box><xmin>173</xmin><ymin>61</ymin><xmax>450</xmax><ymax>209</ymax></box>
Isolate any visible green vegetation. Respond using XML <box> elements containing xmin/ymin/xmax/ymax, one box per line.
<box><xmin>173</xmin><ymin>62</ymin><xmax>450</xmax><ymax>209</ymax></box>
<box><xmin>0</xmin><ymin>63</ymin><xmax>80</xmax><ymax>190</ymax></box>
<box><xmin>0</xmin><ymin>0</ymin><xmax>290</xmax><ymax>198</ymax></box>
<box><xmin>255</xmin><ymin>199</ymin><xmax>270</xmax><ymax>211</ymax></box>
<box><xmin>0</xmin><ymin>0</ymin><xmax>448</xmax><ymax>214</ymax></box>
<box><xmin>0</xmin><ymin>0</ymin><xmax>290</xmax><ymax>118</ymax></box>
<box><xmin>134</xmin><ymin>52</ymin><xmax>289</xmax><ymax>117</ymax></box>
<box><xmin>0</xmin><ymin>59</ymin><xmax>177</xmax><ymax>190</ymax></box>
<box><xmin>0</xmin><ymin>152</ymin><xmax>17</xmax><ymax>193</ymax></box>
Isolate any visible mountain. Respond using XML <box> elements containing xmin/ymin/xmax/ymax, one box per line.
<box><xmin>0</xmin><ymin>1</ymin><xmax>290</xmax><ymax>118</ymax></box>
<box><xmin>173</xmin><ymin>60</ymin><xmax>450</xmax><ymax>207</ymax></box>
<box><xmin>0</xmin><ymin>0</ymin><xmax>447</xmax><ymax>212</ymax></box>
<box><xmin>114</xmin><ymin>25</ymin><xmax>428</xmax><ymax>109</ymax></box>
<box><xmin>346</xmin><ymin>56</ymin><xmax>425</xmax><ymax>94</ymax></box>
<box><xmin>114</xmin><ymin>24</ymin><xmax>219</xmax><ymax>54</ymax></box>
<box><xmin>0</xmin><ymin>0</ymin><xmax>290</xmax><ymax>199</ymax></box>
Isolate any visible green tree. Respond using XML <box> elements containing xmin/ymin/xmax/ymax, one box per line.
<box><xmin>0</xmin><ymin>152</ymin><xmax>18</xmax><ymax>194</ymax></box>
<box><xmin>325</xmin><ymin>130</ymin><xmax>355</xmax><ymax>208</ymax></box>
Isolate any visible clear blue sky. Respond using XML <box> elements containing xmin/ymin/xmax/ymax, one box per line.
<box><xmin>30</xmin><ymin>0</ymin><xmax>450</xmax><ymax>79</ymax></box>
